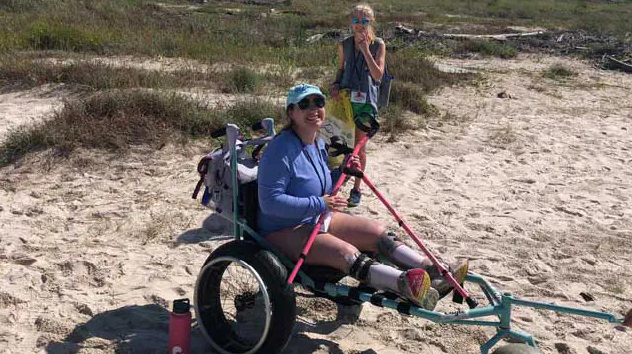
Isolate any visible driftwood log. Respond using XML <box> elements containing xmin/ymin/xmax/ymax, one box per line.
<box><xmin>604</xmin><ymin>55</ymin><xmax>632</xmax><ymax>73</ymax></box>
<box><xmin>442</xmin><ymin>31</ymin><xmax>546</xmax><ymax>41</ymax></box>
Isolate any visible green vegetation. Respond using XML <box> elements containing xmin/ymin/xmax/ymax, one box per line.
<box><xmin>377</xmin><ymin>0</ymin><xmax>632</xmax><ymax>38</ymax></box>
<box><xmin>543</xmin><ymin>63</ymin><xmax>576</xmax><ymax>80</ymax></box>
<box><xmin>456</xmin><ymin>40</ymin><xmax>517</xmax><ymax>59</ymax></box>
<box><xmin>1</xmin><ymin>0</ymin><xmax>629</xmax><ymax>164</ymax></box>
<box><xmin>2</xmin><ymin>0</ymin><xmax>630</xmax><ymax>61</ymax></box>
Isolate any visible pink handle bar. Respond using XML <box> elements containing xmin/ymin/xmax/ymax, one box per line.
<box><xmin>285</xmin><ymin>136</ymin><xmax>474</xmax><ymax>305</ymax></box>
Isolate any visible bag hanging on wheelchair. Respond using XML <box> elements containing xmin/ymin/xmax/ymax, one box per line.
<box><xmin>192</xmin><ymin>147</ymin><xmax>233</xmax><ymax>216</ymax></box>
<box><xmin>192</xmin><ymin>139</ymin><xmax>258</xmax><ymax>221</ymax></box>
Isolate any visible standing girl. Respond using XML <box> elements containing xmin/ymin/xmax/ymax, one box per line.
<box><xmin>331</xmin><ymin>3</ymin><xmax>386</xmax><ymax>207</ymax></box>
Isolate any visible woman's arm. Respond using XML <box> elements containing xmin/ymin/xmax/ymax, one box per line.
<box><xmin>258</xmin><ymin>154</ymin><xmax>327</xmax><ymax>219</ymax></box>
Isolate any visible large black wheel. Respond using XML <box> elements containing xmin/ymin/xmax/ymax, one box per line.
<box><xmin>492</xmin><ymin>343</ymin><xmax>539</xmax><ymax>354</ymax></box>
<box><xmin>194</xmin><ymin>241</ymin><xmax>296</xmax><ymax>354</ymax></box>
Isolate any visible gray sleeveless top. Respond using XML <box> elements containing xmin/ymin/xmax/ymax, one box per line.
<box><xmin>339</xmin><ymin>36</ymin><xmax>384</xmax><ymax>112</ymax></box>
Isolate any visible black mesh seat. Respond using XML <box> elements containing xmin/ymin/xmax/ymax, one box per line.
<box><xmin>240</xmin><ymin>181</ymin><xmax>348</xmax><ymax>284</ymax></box>
<box><xmin>239</xmin><ymin>181</ymin><xmax>259</xmax><ymax>232</ymax></box>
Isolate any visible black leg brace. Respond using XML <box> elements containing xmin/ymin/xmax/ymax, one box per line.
<box><xmin>348</xmin><ymin>253</ymin><xmax>376</xmax><ymax>284</ymax></box>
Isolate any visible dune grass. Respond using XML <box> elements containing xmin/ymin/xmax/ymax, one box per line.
<box><xmin>456</xmin><ymin>39</ymin><xmax>518</xmax><ymax>59</ymax></box>
<box><xmin>543</xmin><ymin>63</ymin><xmax>576</xmax><ymax>80</ymax></box>
<box><xmin>0</xmin><ymin>90</ymin><xmax>283</xmax><ymax>166</ymax></box>
<box><xmin>1</xmin><ymin>0</ymin><xmax>629</xmax><ymax>164</ymax></box>
<box><xmin>2</xmin><ymin>0</ymin><xmax>630</xmax><ymax>61</ymax></box>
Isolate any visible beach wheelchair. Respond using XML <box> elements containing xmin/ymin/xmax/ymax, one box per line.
<box><xmin>191</xmin><ymin>118</ymin><xmax>631</xmax><ymax>354</ymax></box>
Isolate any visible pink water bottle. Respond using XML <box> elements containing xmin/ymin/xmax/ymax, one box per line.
<box><xmin>168</xmin><ymin>298</ymin><xmax>192</xmax><ymax>354</ymax></box>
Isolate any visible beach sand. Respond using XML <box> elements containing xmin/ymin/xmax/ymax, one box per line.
<box><xmin>1</xmin><ymin>54</ymin><xmax>630</xmax><ymax>354</ymax></box>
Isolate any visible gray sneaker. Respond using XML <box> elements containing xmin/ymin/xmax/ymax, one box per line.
<box><xmin>425</xmin><ymin>260</ymin><xmax>469</xmax><ymax>299</ymax></box>
<box><xmin>419</xmin><ymin>287</ymin><xmax>440</xmax><ymax>311</ymax></box>
<box><xmin>347</xmin><ymin>188</ymin><xmax>362</xmax><ymax>207</ymax></box>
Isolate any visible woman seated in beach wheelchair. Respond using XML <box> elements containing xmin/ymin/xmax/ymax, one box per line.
<box><xmin>191</xmin><ymin>83</ymin><xmax>470</xmax><ymax>354</ymax></box>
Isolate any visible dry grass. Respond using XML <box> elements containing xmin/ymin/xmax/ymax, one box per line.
<box><xmin>543</xmin><ymin>63</ymin><xmax>576</xmax><ymax>81</ymax></box>
<box><xmin>387</xmin><ymin>49</ymin><xmax>474</xmax><ymax>93</ymax></box>
<box><xmin>0</xmin><ymin>90</ymin><xmax>282</xmax><ymax>166</ymax></box>
<box><xmin>0</xmin><ymin>56</ymin><xmax>213</xmax><ymax>90</ymax></box>
<box><xmin>389</xmin><ymin>81</ymin><xmax>435</xmax><ymax>115</ymax></box>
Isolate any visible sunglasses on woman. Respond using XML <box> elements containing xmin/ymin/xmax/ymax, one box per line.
<box><xmin>351</xmin><ymin>17</ymin><xmax>371</xmax><ymax>26</ymax></box>
<box><xmin>297</xmin><ymin>96</ymin><xmax>326</xmax><ymax>110</ymax></box>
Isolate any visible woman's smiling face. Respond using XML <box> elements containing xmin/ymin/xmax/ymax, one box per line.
<box><xmin>289</xmin><ymin>94</ymin><xmax>326</xmax><ymax>130</ymax></box>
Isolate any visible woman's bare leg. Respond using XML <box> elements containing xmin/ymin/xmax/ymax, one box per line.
<box><xmin>265</xmin><ymin>224</ymin><xmax>359</xmax><ymax>271</ymax></box>
<box><xmin>327</xmin><ymin>212</ymin><xmax>385</xmax><ymax>253</ymax></box>
<box><xmin>328</xmin><ymin>212</ymin><xmax>435</xmax><ymax>270</ymax></box>
<box><xmin>265</xmin><ymin>221</ymin><xmax>438</xmax><ymax>309</ymax></box>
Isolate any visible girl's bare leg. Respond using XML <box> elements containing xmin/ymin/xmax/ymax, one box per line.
<box><xmin>353</xmin><ymin>128</ymin><xmax>367</xmax><ymax>191</ymax></box>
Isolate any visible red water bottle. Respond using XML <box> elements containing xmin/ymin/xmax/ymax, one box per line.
<box><xmin>168</xmin><ymin>298</ymin><xmax>192</xmax><ymax>354</ymax></box>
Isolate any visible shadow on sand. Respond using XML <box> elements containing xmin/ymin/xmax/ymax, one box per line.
<box><xmin>44</xmin><ymin>302</ymin><xmax>361</xmax><ymax>354</ymax></box>
<box><xmin>176</xmin><ymin>213</ymin><xmax>234</xmax><ymax>245</ymax></box>
<box><xmin>44</xmin><ymin>304</ymin><xmax>209</xmax><ymax>353</ymax></box>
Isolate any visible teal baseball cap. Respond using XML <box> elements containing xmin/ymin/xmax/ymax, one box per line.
<box><xmin>286</xmin><ymin>83</ymin><xmax>325</xmax><ymax>109</ymax></box>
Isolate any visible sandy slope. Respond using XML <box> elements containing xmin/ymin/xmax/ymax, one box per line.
<box><xmin>1</xmin><ymin>54</ymin><xmax>631</xmax><ymax>354</ymax></box>
<box><xmin>0</xmin><ymin>84</ymin><xmax>66</xmax><ymax>137</ymax></box>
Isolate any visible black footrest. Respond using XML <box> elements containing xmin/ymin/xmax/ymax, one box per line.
<box><xmin>453</xmin><ymin>290</ymin><xmax>464</xmax><ymax>304</ymax></box>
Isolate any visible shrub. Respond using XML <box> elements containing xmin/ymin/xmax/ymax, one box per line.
<box><xmin>389</xmin><ymin>81</ymin><xmax>434</xmax><ymax>115</ymax></box>
<box><xmin>380</xmin><ymin>104</ymin><xmax>425</xmax><ymax>138</ymax></box>
<box><xmin>456</xmin><ymin>40</ymin><xmax>517</xmax><ymax>59</ymax></box>
<box><xmin>28</xmin><ymin>22</ymin><xmax>105</xmax><ymax>52</ymax></box>
<box><xmin>543</xmin><ymin>63</ymin><xmax>575</xmax><ymax>80</ymax></box>
<box><xmin>222</xmin><ymin>67</ymin><xmax>262</xmax><ymax>93</ymax></box>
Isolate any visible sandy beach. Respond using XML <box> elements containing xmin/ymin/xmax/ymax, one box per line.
<box><xmin>1</xmin><ymin>54</ymin><xmax>631</xmax><ymax>354</ymax></box>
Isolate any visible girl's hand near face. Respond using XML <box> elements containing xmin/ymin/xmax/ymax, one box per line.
<box><xmin>358</xmin><ymin>39</ymin><xmax>370</xmax><ymax>55</ymax></box>
<box><xmin>354</xmin><ymin>31</ymin><xmax>365</xmax><ymax>44</ymax></box>
<box><xmin>357</xmin><ymin>30</ymin><xmax>371</xmax><ymax>55</ymax></box>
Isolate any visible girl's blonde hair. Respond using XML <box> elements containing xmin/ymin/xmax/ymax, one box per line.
<box><xmin>352</xmin><ymin>3</ymin><xmax>376</xmax><ymax>43</ymax></box>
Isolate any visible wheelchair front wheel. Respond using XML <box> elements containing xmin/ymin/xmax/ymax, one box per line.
<box><xmin>492</xmin><ymin>343</ymin><xmax>539</xmax><ymax>354</ymax></box>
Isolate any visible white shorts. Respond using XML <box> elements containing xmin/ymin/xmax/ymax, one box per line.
<box><xmin>318</xmin><ymin>211</ymin><xmax>333</xmax><ymax>234</ymax></box>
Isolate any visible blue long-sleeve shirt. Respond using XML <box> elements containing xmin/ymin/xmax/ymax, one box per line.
<box><xmin>257</xmin><ymin>129</ymin><xmax>336</xmax><ymax>235</ymax></box>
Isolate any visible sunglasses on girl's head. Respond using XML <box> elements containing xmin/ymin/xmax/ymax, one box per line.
<box><xmin>297</xmin><ymin>96</ymin><xmax>326</xmax><ymax>110</ymax></box>
<box><xmin>351</xmin><ymin>17</ymin><xmax>371</xmax><ymax>26</ymax></box>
